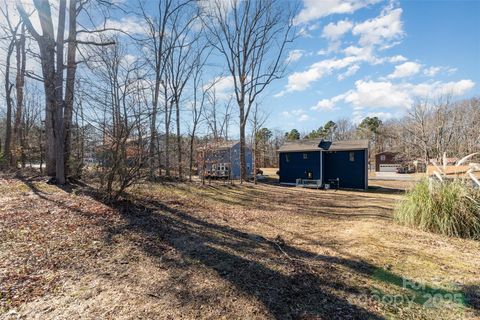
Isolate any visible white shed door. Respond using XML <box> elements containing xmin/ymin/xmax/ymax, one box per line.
<box><xmin>379</xmin><ymin>164</ymin><xmax>399</xmax><ymax>172</ymax></box>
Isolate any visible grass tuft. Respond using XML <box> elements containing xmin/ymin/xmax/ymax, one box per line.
<box><xmin>395</xmin><ymin>179</ymin><xmax>480</xmax><ymax>239</ymax></box>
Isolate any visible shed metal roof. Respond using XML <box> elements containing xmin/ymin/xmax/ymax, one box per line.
<box><xmin>278</xmin><ymin>139</ymin><xmax>369</xmax><ymax>153</ymax></box>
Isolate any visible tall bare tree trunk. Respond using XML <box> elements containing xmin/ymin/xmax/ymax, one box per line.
<box><xmin>253</xmin><ymin>136</ymin><xmax>257</xmax><ymax>185</ymax></box>
<box><xmin>239</xmin><ymin>99</ymin><xmax>246</xmax><ymax>183</ymax></box>
<box><xmin>175</xmin><ymin>98</ymin><xmax>182</xmax><ymax>177</ymax></box>
<box><xmin>189</xmin><ymin>134</ymin><xmax>195</xmax><ymax>182</ymax></box>
<box><xmin>11</xmin><ymin>25</ymin><xmax>26</xmax><ymax>168</ymax></box>
<box><xmin>164</xmin><ymin>94</ymin><xmax>171</xmax><ymax>177</ymax></box>
<box><xmin>63</xmin><ymin>0</ymin><xmax>78</xmax><ymax>177</ymax></box>
<box><xmin>3</xmin><ymin>38</ymin><xmax>15</xmax><ymax>166</ymax></box>
<box><xmin>53</xmin><ymin>0</ymin><xmax>66</xmax><ymax>184</ymax></box>
<box><xmin>149</xmin><ymin>85</ymin><xmax>159</xmax><ymax>178</ymax></box>
<box><xmin>18</xmin><ymin>0</ymin><xmax>58</xmax><ymax>176</ymax></box>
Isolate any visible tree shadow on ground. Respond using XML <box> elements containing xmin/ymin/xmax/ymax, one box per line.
<box><xmin>171</xmin><ymin>182</ymin><xmax>392</xmax><ymax>221</ymax></box>
<box><xmin>16</xmin><ymin>178</ymin><xmax>478</xmax><ymax>318</ymax></box>
<box><xmin>100</xmin><ymin>193</ymin><xmax>385</xmax><ymax>319</ymax></box>
<box><xmin>257</xmin><ymin>178</ymin><xmax>407</xmax><ymax>196</ymax></box>
<box><xmin>104</xmin><ymin>193</ymin><xmax>479</xmax><ymax>317</ymax></box>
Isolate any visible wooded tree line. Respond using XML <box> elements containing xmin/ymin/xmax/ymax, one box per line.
<box><xmin>285</xmin><ymin>96</ymin><xmax>480</xmax><ymax>163</ymax></box>
<box><xmin>1</xmin><ymin>0</ymin><xmax>478</xmax><ymax>193</ymax></box>
<box><xmin>0</xmin><ymin>0</ymin><xmax>295</xmax><ymax>193</ymax></box>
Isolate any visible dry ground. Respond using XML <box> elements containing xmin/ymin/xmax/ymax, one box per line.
<box><xmin>0</xmin><ymin>175</ymin><xmax>479</xmax><ymax>319</ymax></box>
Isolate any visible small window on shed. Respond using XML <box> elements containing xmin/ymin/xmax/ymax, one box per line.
<box><xmin>349</xmin><ymin>152</ymin><xmax>355</xmax><ymax>162</ymax></box>
<box><xmin>380</xmin><ymin>154</ymin><xmax>386</xmax><ymax>161</ymax></box>
<box><xmin>285</xmin><ymin>154</ymin><xmax>290</xmax><ymax>162</ymax></box>
<box><xmin>303</xmin><ymin>153</ymin><xmax>308</xmax><ymax>159</ymax></box>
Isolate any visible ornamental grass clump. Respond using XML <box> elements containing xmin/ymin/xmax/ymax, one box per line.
<box><xmin>395</xmin><ymin>153</ymin><xmax>480</xmax><ymax>239</ymax></box>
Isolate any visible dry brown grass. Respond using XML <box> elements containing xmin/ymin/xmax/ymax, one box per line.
<box><xmin>0</xmin><ymin>176</ymin><xmax>479</xmax><ymax>319</ymax></box>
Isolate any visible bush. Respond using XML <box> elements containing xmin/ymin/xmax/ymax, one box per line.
<box><xmin>395</xmin><ymin>179</ymin><xmax>480</xmax><ymax>239</ymax></box>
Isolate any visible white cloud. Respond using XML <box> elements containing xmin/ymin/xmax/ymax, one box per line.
<box><xmin>312</xmin><ymin>99</ymin><xmax>335</xmax><ymax>111</ymax></box>
<box><xmin>287</xmin><ymin>49</ymin><xmax>306</xmax><ymax>63</ymax></box>
<box><xmin>366</xmin><ymin>111</ymin><xmax>395</xmax><ymax>120</ymax></box>
<box><xmin>104</xmin><ymin>17</ymin><xmax>147</xmax><ymax>35</ymax></box>
<box><xmin>352</xmin><ymin>7</ymin><xmax>404</xmax><ymax>47</ymax></box>
<box><xmin>388</xmin><ymin>55</ymin><xmax>408</xmax><ymax>63</ymax></box>
<box><xmin>283</xmin><ymin>56</ymin><xmax>361</xmax><ymax>92</ymax></box>
<box><xmin>124</xmin><ymin>54</ymin><xmax>138</xmax><ymax>65</ymax></box>
<box><xmin>206</xmin><ymin>76</ymin><xmax>235</xmax><ymax>100</ymax></box>
<box><xmin>317</xmin><ymin>49</ymin><xmax>329</xmax><ymax>56</ymax></box>
<box><xmin>423</xmin><ymin>66</ymin><xmax>458</xmax><ymax>77</ymax></box>
<box><xmin>283</xmin><ymin>45</ymin><xmax>386</xmax><ymax>92</ymax></box>
<box><xmin>337</xmin><ymin>64</ymin><xmax>360</xmax><ymax>80</ymax></box>
<box><xmin>281</xmin><ymin>108</ymin><xmax>311</xmax><ymax>122</ymax></box>
<box><xmin>297</xmin><ymin>23</ymin><xmax>321</xmax><ymax>38</ymax></box>
<box><xmin>433</xmin><ymin>79</ymin><xmax>475</xmax><ymax>96</ymax></box>
<box><xmin>298</xmin><ymin>114</ymin><xmax>311</xmax><ymax>122</ymax></box>
<box><xmin>423</xmin><ymin>66</ymin><xmax>441</xmax><ymax>77</ymax></box>
<box><xmin>352</xmin><ymin>111</ymin><xmax>396</xmax><ymax>123</ymax></box>
<box><xmin>317</xmin><ymin>79</ymin><xmax>475</xmax><ymax>111</ymax></box>
<box><xmin>344</xmin><ymin>80</ymin><xmax>411</xmax><ymax>108</ymax></box>
<box><xmin>294</xmin><ymin>0</ymin><xmax>380</xmax><ymax>25</ymax></box>
<box><xmin>322</xmin><ymin>19</ymin><xmax>353</xmax><ymax>40</ymax></box>
<box><xmin>388</xmin><ymin>61</ymin><xmax>422</xmax><ymax>79</ymax></box>
<box><xmin>198</xmin><ymin>0</ymin><xmax>234</xmax><ymax>16</ymax></box>
<box><xmin>343</xmin><ymin>45</ymin><xmax>381</xmax><ymax>64</ymax></box>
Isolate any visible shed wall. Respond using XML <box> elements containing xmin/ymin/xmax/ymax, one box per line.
<box><xmin>279</xmin><ymin>151</ymin><xmax>321</xmax><ymax>183</ymax></box>
<box><xmin>322</xmin><ymin>150</ymin><xmax>367</xmax><ymax>189</ymax></box>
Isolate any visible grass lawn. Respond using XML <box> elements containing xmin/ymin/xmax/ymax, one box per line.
<box><xmin>0</xmin><ymin>176</ymin><xmax>479</xmax><ymax>319</ymax></box>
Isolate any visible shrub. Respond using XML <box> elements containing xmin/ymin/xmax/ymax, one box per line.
<box><xmin>395</xmin><ymin>179</ymin><xmax>480</xmax><ymax>239</ymax></box>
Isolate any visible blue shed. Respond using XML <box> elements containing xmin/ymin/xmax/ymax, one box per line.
<box><xmin>278</xmin><ymin>139</ymin><xmax>369</xmax><ymax>190</ymax></box>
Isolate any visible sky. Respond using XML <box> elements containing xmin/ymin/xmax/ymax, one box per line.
<box><xmin>1</xmin><ymin>0</ymin><xmax>479</xmax><ymax>137</ymax></box>
<box><xmin>258</xmin><ymin>0</ymin><xmax>480</xmax><ymax>133</ymax></box>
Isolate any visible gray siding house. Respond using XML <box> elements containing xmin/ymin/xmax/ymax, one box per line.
<box><xmin>198</xmin><ymin>141</ymin><xmax>253</xmax><ymax>179</ymax></box>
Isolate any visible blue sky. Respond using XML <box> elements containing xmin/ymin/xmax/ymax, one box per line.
<box><xmin>257</xmin><ymin>0</ymin><xmax>480</xmax><ymax>133</ymax></box>
<box><xmin>1</xmin><ymin>0</ymin><xmax>478</xmax><ymax>137</ymax></box>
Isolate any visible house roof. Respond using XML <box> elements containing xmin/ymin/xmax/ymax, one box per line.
<box><xmin>278</xmin><ymin>139</ymin><xmax>369</xmax><ymax>153</ymax></box>
<box><xmin>197</xmin><ymin>140</ymin><xmax>240</xmax><ymax>151</ymax></box>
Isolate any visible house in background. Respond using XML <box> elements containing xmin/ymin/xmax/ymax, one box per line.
<box><xmin>375</xmin><ymin>151</ymin><xmax>401</xmax><ymax>172</ymax></box>
<box><xmin>278</xmin><ymin>139</ymin><xmax>369</xmax><ymax>189</ymax></box>
<box><xmin>197</xmin><ymin>141</ymin><xmax>253</xmax><ymax>179</ymax></box>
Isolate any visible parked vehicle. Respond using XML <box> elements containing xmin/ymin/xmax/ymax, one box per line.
<box><xmin>396</xmin><ymin>164</ymin><xmax>415</xmax><ymax>174</ymax></box>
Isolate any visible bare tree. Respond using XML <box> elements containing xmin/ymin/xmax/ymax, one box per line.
<box><xmin>205</xmin><ymin>89</ymin><xmax>233</xmax><ymax>141</ymax></box>
<box><xmin>166</xmin><ymin>3</ymin><xmax>203</xmax><ymax>178</ymax></box>
<box><xmin>141</xmin><ymin>0</ymin><xmax>172</xmax><ymax>179</ymax></box>
<box><xmin>17</xmin><ymin>0</ymin><xmax>114</xmax><ymax>183</ymax></box>
<box><xmin>335</xmin><ymin>118</ymin><xmax>355</xmax><ymax>141</ymax></box>
<box><xmin>63</xmin><ymin>0</ymin><xmax>79</xmax><ymax>176</ymax></box>
<box><xmin>83</xmin><ymin>40</ymin><xmax>148</xmax><ymax>197</ymax></box>
<box><xmin>141</xmin><ymin>0</ymin><xmax>196</xmax><ymax>178</ymax></box>
<box><xmin>0</xmin><ymin>3</ymin><xmax>20</xmax><ymax>167</ymax></box>
<box><xmin>11</xmin><ymin>24</ymin><xmax>27</xmax><ymax>167</ymax></box>
<box><xmin>404</xmin><ymin>99</ymin><xmax>432</xmax><ymax>162</ymax></box>
<box><xmin>18</xmin><ymin>0</ymin><xmax>57</xmax><ymax>178</ymax></box>
<box><xmin>249</xmin><ymin>103</ymin><xmax>267</xmax><ymax>184</ymax></box>
<box><xmin>203</xmin><ymin>0</ymin><xmax>295</xmax><ymax>182</ymax></box>
<box><xmin>20</xmin><ymin>84</ymin><xmax>43</xmax><ymax>168</ymax></box>
<box><xmin>186</xmin><ymin>56</ymin><xmax>216</xmax><ymax>181</ymax></box>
